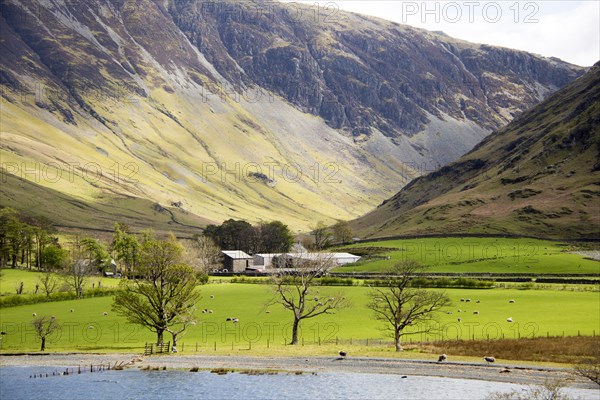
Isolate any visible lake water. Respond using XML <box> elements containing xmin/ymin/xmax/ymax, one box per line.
<box><xmin>0</xmin><ymin>367</ymin><xmax>598</xmax><ymax>400</ymax></box>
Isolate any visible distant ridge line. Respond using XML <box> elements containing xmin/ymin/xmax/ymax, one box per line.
<box><xmin>354</xmin><ymin>233</ymin><xmax>600</xmax><ymax>243</ymax></box>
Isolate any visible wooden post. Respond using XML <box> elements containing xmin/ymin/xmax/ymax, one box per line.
<box><xmin>267</xmin><ymin>339</ymin><xmax>270</xmax><ymax>348</ymax></box>
<box><xmin>196</xmin><ymin>342</ymin><xmax>198</xmax><ymax>352</ymax></box>
<box><xmin>182</xmin><ymin>342</ymin><xmax>185</xmax><ymax>352</ymax></box>
<box><xmin>214</xmin><ymin>341</ymin><xmax>216</xmax><ymax>351</ymax></box>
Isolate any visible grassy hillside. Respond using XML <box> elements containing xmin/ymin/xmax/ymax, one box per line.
<box><xmin>0</xmin><ymin>172</ymin><xmax>209</xmax><ymax>236</ymax></box>
<box><xmin>334</xmin><ymin>238</ymin><xmax>600</xmax><ymax>274</ymax></box>
<box><xmin>351</xmin><ymin>64</ymin><xmax>600</xmax><ymax>239</ymax></box>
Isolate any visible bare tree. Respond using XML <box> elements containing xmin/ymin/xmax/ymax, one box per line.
<box><xmin>268</xmin><ymin>256</ymin><xmax>350</xmax><ymax>345</ymax></box>
<box><xmin>32</xmin><ymin>315</ymin><xmax>59</xmax><ymax>351</ymax></box>
<box><xmin>182</xmin><ymin>235</ymin><xmax>221</xmax><ymax>273</ymax></box>
<box><xmin>575</xmin><ymin>343</ymin><xmax>600</xmax><ymax>385</ymax></box>
<box><xmin>332</xmin><ymin>221</ymin><xmax>353</xmax><ymax>245</ymax></box>
<box><xmin>38</xmin><ymin>272</ymin><xmax>58</xmax><ymax>297</ymax></box>
<box><xmin>486</xmin><ymin>379</ymin><xmax>573</xmax><ymax>400</ymax></box>
<box><xmin>367</xmin><ymin>261</ymin><xmax>451</xmax><ymax>351</ymax></box>
<box><xmin>166</xmin><ymin>303</ymin><xmax>198</xmax><ymax>352</ymax></box>
<box><xmin>310</xmin><ymin>221</ymin><xmax>332</xmax><ymax>250</ymax></box>
<box><xmin>63</xmin><ymin>259</ymin><xmax>89</xmax><ymax>299</ymax></box>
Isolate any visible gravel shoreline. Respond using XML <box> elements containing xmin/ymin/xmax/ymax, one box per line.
<box><xmin>1</xmin><ymin>353</ymin><xmax>597</xmax><ymax>389</ymax></box>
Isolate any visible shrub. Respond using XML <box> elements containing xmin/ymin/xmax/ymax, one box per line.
<box><xmin>0</xmin><ymin>288</ymin><xmax>119</xmax><ymax>308</ymax></box>
<box><xmin>365</xmin><ymin>277</ymin><xmax>494</xmax><ymax>289</ymax></box>
<box><xmin>318</xmin><ymin>277</ymin><xmax>354</xmax><ymax>286</ymax></box>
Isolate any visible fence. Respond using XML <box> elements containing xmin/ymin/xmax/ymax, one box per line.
<box><xmin>152</xmin><ymin>328</ymin><xmax>597</xmax><ymax>354</ymax></box>
<box><xmin>143</xmin><ymin>341</ymin><xmax>170</xmax><ymax>356</ymax></box>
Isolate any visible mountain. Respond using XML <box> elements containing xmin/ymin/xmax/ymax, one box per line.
<box><xmin>351</xmin><ymin>63</ymin><xmax>600</xmax><ymax>239</ymax></box>
<box><xmin>0</xmin><ymin>0</ymin><xmax>586</xmax><ymax>233</ymax></box>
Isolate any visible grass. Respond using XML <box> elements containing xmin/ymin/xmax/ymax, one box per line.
<box><xmin>334</xmin><ymin>237</ymin><xmax>600</xmax><ymax>274</ymax></box>
<box><xmin>0</xmin><ymin>171</ymin><xmax>209</xmax><ymax>237</ymax></box>
<box><xmin>0</xmin><ymin>283</ymin><xmax>598</xmax><ymax>356</ymax></box>
<box><xmin>0</xmin><ymin>269</ymin><xmax>121</xmax><ymax>296</ymax></box>
<box><xmin>420</xmin><ymin>336</ymin><xmax>600</xmax><ymax>364</ymax></box>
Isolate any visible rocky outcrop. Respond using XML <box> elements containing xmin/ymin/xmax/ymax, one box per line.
<box><xmin>0</xmin><ymin>0</ymin><xmax>588</xmax><ymax>231</ymax></box>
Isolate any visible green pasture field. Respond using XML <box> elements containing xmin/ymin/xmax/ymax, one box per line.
<box><xmin>0</xmin><ymin>269</ymin><xmax>120</xmax><ymax>296</ymax></box>
<box><xmin>0</xmin><ymin>283</ymin><xmax>597</xmax><ymax>353</ymax></box>
<box><xmin>334</xmin><ymin>237</ymin><xmax>600</xmax><ymax>274</ymax></box>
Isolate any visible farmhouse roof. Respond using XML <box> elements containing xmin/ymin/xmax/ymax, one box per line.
<box><xmin>221</xmin><ymin>250</ymin><xmax>252</xmax><ymax>259</ymax></box>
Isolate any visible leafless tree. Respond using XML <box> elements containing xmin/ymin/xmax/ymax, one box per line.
<box><xmin>32</xmin><ymin>315</ymin><xmax>59</xmax><ymax>351</ymax></box>
<box><xmin>63</xmin><ymin>259</ymin><xmax>89</xmax><ymax>299</ymax></box>
<box><xmin>38</xmin><ymin>272</ymin><xmax>58</xmax><ymax>297</ymax></box>
<box><xmin>182</xmin><ymin>235</ymin><xmax>221</xmax><ymax>273</ymax></box>
<box><xmin>575</xmin><ymin>343</ymin><xmax>600</xmax><ymax>385</ymax></box>
<box><xmin>332</xmin><ymin>221</ymin><xmax>353</xmax><ymax>245</ymax></box>
<box><xmin>367</xmin><ymin>260</ymin><xmax>451</xmax><ymax>351</ymax></box>
<box><xmin>486</xmin><ymin>379</ymin><xmax>573</xmax><ymax>399</ymax></box>
<box><xmin>268</xmin><ymin>256</ymin><xmax>350</xmax><ymax>345</ymax></box>
<box><xmin>310</xmin><ymin>221</ymin><xmax>332</xmax><ymax>250</ymax></box>
<box><xmin>166</xmin><ymin>304</ymin><xmax>198</xmax><ymax>352</ymax></box>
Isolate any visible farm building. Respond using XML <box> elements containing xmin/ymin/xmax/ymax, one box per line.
<box><xmin>328</xmin><ymin>253</ymin><xmax>361</xmax><ymax>265</ymax></box>
<box><xmin>253</xmin><ymin>253</ymin><xmax>282</xmax><ymax>269</ymax></box>
<box><xmin>253</xmin><ymin>252</ymin><xmax>360</xmax><ymax>269</ymax></box>
<box><xmin>221</xmin><ymin>250</ymin><xmax>254</xmax><ymax>272</ymax></box>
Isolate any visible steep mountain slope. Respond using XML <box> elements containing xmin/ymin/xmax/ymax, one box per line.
<box><xmin>351</xmin><ymin>63</ymin><xmax>600</xmax><ymax>239</ymax></box>
<box><xmin>0</xmin><ymin>0</ymin><xmax>585</xmax><ymax>232</ymax></box>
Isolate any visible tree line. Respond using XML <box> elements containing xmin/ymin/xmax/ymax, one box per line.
<box><xmin>203</xmin><ymin>218</ymin><xmax>354</xmax><ymax>254</ymax></box>
<box><xmin>0</xmin><ymin>208</ymin><xmax>63</xmax><ymax>270</ymax></box>
<box><xmin>203</xmin><ymin>219</ymin><xmax>295</xmax><ymax>254</ymax></box>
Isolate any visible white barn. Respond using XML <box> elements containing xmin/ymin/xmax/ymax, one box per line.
<box><xmin>253</xmin><ymin>252</ymin><xmax>360</xmax><ymax>269</ymax></box>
